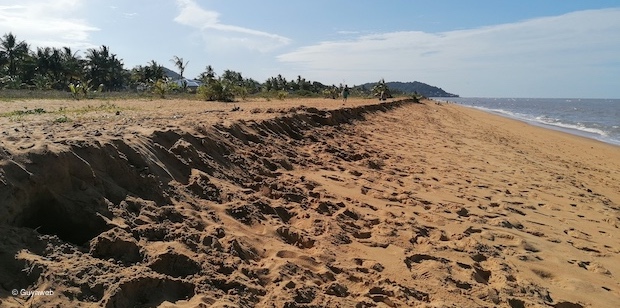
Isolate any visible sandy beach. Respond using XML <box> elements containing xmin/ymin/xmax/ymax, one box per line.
<box><xmin>0</xmin><ymin>97</ymin><xmax>618</xmax><ymax>307</ymax></box>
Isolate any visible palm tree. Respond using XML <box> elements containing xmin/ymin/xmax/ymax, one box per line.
<box><xmin>60</xmin><ymin>47</ymin><xmax>84</xmax><ymax>88</ymax></box>
<box><xmin>372</xmin><ymin>78</ymin><xmax>391</xmax><ymax>100</ymax></box>
<box><xmin>276</xmin><ymin>74</ymin><xmax>286</xmax><ymax>91</ymax></box>
<box><xmin>146</xmin><ymin>60</ymin><xmax>164</xmax><ymax>82</ymax></box>
<box><xmin>0</xmin><ymin>32</ymin><xmax>29</xmax><ymax>78</ymax></box>
<box><xmin>198</xmin><ymin>65</ymin><xmax>215</xmax><ymax>84</ymax></box>
<box><xmin>33</xmin><ymin>47</ymin><xmax>54</xmax><ymax>89</ymax></box>
<box><xmin>243</xmin><ymin>78</ymin><xmax>261</xmax><ymax>94</ymax></box>
<box><xmin>221</xmin><ymin>69</ymin><xmax>243</xmax><ymax>85</ymax></box>
<box><xmin>84</xmin><ymin>45</ymin><xmax>126</xmax><ymax>91</ymax></box>
<box><xmin>170</xmin><ymin>55</ymin><xmax>188</xmax><ymax>79</ymax></box>
<box><xmin>128</xmin><ymin>60</ymin><xmax>165</xmax><ymax>91</ymax></box>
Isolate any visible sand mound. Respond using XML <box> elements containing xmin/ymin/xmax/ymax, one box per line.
<box><xmin>0</xmin><ymin>98</ymin><xmax>618</xmax><ymax>307</ymax></box>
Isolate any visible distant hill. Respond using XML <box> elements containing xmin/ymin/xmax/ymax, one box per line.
<box><xmin>359</xmin><ymin>81</ymin><xmax>458</xmax><ymax>97</ymax></box>
<box><xmin>162</xmin><ymin>67</ymin><xmax>182</xmax><ymax>80</ymax></box>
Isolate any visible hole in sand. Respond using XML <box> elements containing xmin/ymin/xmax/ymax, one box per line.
<box><xmin>554</xmin><ymin>302</ymin><xmax>584</xmax><ymax>308</ymax></box>
<box><xmin>508</xmin><ymin>298</ymin><xmax>526</xmax><ymax>308</ymax></box>
<box><xmin>105</xmin><ymin>277</ymin><xmax>195</xmax><ymax>307</ymax></box>
<box><xmin>149</xmin><ymin>252</ymin><xmax>201</xmax><ymax>278</ymax></box>
<box><xmin>20</xmin><ymin>191</ymin><xmax>110</xmax><ymax>246</ymax></box>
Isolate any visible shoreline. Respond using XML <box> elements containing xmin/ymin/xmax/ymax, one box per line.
<box><xmin>433</xmin><ymin>97</ymin><xmax>620</xmax><ymax>147</ymax></box>
<box><xmin>471</xmin><ymin>104</ymin><xmax>620</xmax><ymax>147</ymax></box>
<box><xmin>445</xmin><ymin>101</ymin><xmax>620</xmax><ymax>149</ymax></box>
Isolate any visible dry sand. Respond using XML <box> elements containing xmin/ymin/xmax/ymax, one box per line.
<box><xmin>0</xmin><ymin>97</ymin><xmax>618</xmax><ymax>307</ymax></box>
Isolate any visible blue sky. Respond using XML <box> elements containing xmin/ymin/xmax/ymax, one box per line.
<box><xmin>1</xmin><ymin>0</ymin><xmax>619</xmax><ymax>98</ymax></box>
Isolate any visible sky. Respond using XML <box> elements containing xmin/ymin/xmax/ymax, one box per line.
<box><xmin>0</xmin><ymin>0</ymin><xmax>619</xmax><ymax>98</ymax></box>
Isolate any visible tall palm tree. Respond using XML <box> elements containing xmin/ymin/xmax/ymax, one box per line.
<box><xmin>60</xmin><ymin>47</ymin><xmax>84</xmax><ymax>88</ymax></box>
<box><xmin>84</xmin><ymin>45</ymin><xmax>125</xmax><ymax>91</ymax></box>
<box><xmin>147</xmin><ymin>60</ymin><xmax>164</xmax><ymax>81</ymax></box>
<box><xmin>34</xmin><ymin>47</ymin><xmax>63</xmax><ymax>82</ymax></box>
<box><xmin>33</xmin><ymin>47</ymin><xmax>54</xmax><ymax>89</ymax></box>
<box><xmin>0</xmin><ymin>32</ymin><xmax>29</xmax><ymax>78</ymax></box>
<box><xmin>128</xmin><ymin>60</ymin><xmax>164</xmax><ymax>90</ymax></box>
<box><xmin>198</xmin><ymin>65</ymin><xmax>215</xmax><ymax>84</ymax></box>
<box><xmin>221</xmin><ymin>69</ymin><xmax>243</xmax><ymax>85</ymax></box>
<box><xmin>170</xmin><ymin>55</ymin><xmax>188</xmax><ymax>79</ymax></box>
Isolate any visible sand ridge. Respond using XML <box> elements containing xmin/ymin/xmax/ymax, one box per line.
<box><xmin>0</xmin><ymin>98</ymin><xmax>618</xmax><ymax>307</ymax></box>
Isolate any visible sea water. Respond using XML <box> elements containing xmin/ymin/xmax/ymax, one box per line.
<box><xmin>432</xmin><ymin>97</ymin><xmax>620</xmax><ymax>146</ymax></box>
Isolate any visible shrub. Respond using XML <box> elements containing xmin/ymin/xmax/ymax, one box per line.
<box><xmin>152</xmin><ymin>79</ymin><xmax>169</xmax><ymax>98</ymax></box>
<box><xmin>69</xmin><ymin>79</ymin><xmax>103</xmax><ymax>100</ymax></box>
<box><xmin>196</xmin><ymin>79</ymin><xmax>235</xmax><ymax>102</ymax></box>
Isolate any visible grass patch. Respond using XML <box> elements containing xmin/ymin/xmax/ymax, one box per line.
<box><xmin>0</xmin><ymin>89</ymin><xmax>203</xmax><ymax>101</ymax></box>
<box><xmin>53</xmin><ymin>115</ymin><xmax>70</xmax><ymax>123</ymax></box>
<box><xmin>1</xmin><ymin>107</ymin><xmax>47</xmax><ymax>121</ymax></box>
<box><xmin>1</xmin><ymin>102</ymin><xmax>133</xmax><ymax>123</ymax></box>
<box><xmin>69</xmin><ymin>102</ymin><xmax>124</xmax><ymax>115</ymax></box>
<box><xmin>2</xmin><ymin>108</ymin><xmax>47</xmax><ymax>117</ymax></box>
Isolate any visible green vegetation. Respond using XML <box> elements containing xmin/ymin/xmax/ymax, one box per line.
<box><xmin>1</xmin><ymin>102</ymin><xmax>128</xmax><ymax>123</ymax></box>
<box><xmin>371</xmin><ymin>78</ymin><xmax>391</xmax><ymax>101</ymax></box>
<box><xmin>69</xmin><ymin>102</ymin><xmax>124</xmax><ymax>115</ymax></box>
<box><xmin>69</xmin><ymin>79</ymin><xmax>104</xmax><ymax>100</ymax></box>
<box><xmin>0</xmin><ymin>32</ymin><xmax>405</xmax><ymax>102</ymax></box>
<box><xmin>2</xmin><ymin>108</ymin><xmax>46</xmax><ymax>116</ymax></box>
<box><xmin>53</xmin><ymin>115</ymin><xmax>70</xmax><ymax>123</ymax></box>
<box><xmin>1</xmin><ymin>107</ymin><xmax>46</xmax><ymax>120</ymax></box>
<box><xmin>197</xmin><ymin>79</ymin><xmax>234</xmax><ymax>102</ymax></box>
<box><xmin>360</xmin><ymin>81</ymin><xmax>457</xmax><ymax>98</ymax></box>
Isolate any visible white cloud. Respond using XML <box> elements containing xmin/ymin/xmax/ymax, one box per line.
<box><xmin>0</xmin><ymin>0</ymin><xmax>98</xmax><ymax>50</ymax></box>
<box><xmin>336</xmin><ymin>30</ymin><xmax>360</xmax><ymax>35</ymax></box>
<box><xmin>278</xmin><ymin>8</ymin><xmax>620</xmax><ymax>97</ymax></box>
<box><xmin>174</xmin><ymin>0</ymin><xmax>290</xmax><ymax>53</ymax></box>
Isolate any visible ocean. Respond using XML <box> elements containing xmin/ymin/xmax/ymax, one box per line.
<box><xmin>432</xmin><ymin>97</ymin><xmax>620</xmax><ymax>146</ymax></box>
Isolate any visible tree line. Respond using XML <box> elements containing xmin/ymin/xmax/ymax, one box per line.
<box><xmin>0</xmin><ymin>32</ymin><xmax>391</xmax><ymax>101</ymax></box>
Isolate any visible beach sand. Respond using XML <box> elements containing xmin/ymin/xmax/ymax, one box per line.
<box><xmin>0</xmin><ymin>97</ymin><xmax>618</xmax><ymax>307</ymax></box>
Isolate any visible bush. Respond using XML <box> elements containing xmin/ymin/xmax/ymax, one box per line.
<box><xmin>295</xmin><ymin>90</ymin><xmax>314</xmax><ymax>97</ymax></box>
<box><xmin>69</xmin><ymin>80</ymin><xmax>103</xmax><ymax>100</ymax></box>
<box><xmin>152</xmin><ymin>79</ymin><xmax>169</xmax><ymax>98</ymax></box>
<box><xmin>196</xmin><ymin>79</ymin><xmax>235</xmax><ymax>102</ymax></box>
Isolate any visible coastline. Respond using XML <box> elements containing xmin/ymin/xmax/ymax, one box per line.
<box><xmin>447</xmin><ymin>100</ymin><xmax>620</xmax><ymax>149</ymax></box>
<box><xmin>434</xmin><ymin>97</ymin><xmax>620</xmax><ymax>147</ymax></box>
<box><xmin>1</xmin><ymin>98</ymin><xmax>619</xmax><ymax>307</ymax></box>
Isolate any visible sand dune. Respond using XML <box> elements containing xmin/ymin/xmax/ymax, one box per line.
<box><xmin>0</xmin><ymin>97</ymin><xmax>618</xmax><ymax>307</ymax></box>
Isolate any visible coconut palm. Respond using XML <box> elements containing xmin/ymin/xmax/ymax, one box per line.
<box><xmin>170</xmin><ymin>56</ymin><xmax>188</xmax><ymax>91</ymax></box>
<box><xmin>33</xmin><ymin>47</ymin><xmax>69</xmax><ymax>89</ymax></box>
<box><xmin>33</xmin><ymin>47</ymin><xmax>54</xmax><ymax>89</ymax></box>
<box><xmin>84</xmin><ymin>45</ymin><xmax>126</xmax><ymax>91</ymax></box>
<box><xmin>60</xmin><ymin>47</ymin><xmax>84</xmax><ymax>88</ymax></box>
<box><xmin>0</xmin><ymin>32</ymin><xmax>29</xmax><ymax>78</ymax></box>
<box><xmin>198</xmin><ymin>65</ymin><xmax>216</xmax><ymax>84</ymax></box>
<box><xmin>171</xmin><ymin>55</ymin><xmax>188</xmax><ymax>79</ymax></box>
<box><xmin>146</xmin><ymin>60</ymin><xmax>164</xmax><ymax>82</ymax></box>
<box><xmin>221</xmin><ymin>69</ymin><xmax>243</xmax><ymax>85</ymax></box>
<box><xmin>128</xmin><ymin>60</ymin><xmax>165</xmax><ymax>91</ymax></box>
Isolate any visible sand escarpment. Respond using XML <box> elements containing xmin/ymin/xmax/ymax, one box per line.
<box><xmin>1</xmin><ymin>99</ymin><xmax>424</xmax><ymax>307</ymax></box>
<box><xmin>0</xmin><ymin>100</ymin><xmax>411</xmax><ymax>237</ymax></box>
